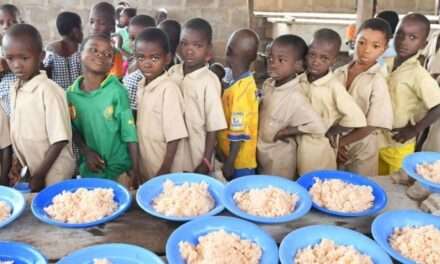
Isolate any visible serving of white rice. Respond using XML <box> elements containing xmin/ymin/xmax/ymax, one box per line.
<box><xmin>416</xmin><ymin>161</ymin><xmax>440</xmax><ymax>183</ymax></box>
<box><xmin>294</xmin><ymin>238</ymin><xmax>373</xmax><ymax>264</ymax></box>
<box><xmin>179</xmin><ymin>229</ymin><xmax>262</xmax><ymax>264</ymax></box>
<box><xmin>152</xmin><ymin>180</ymin><xmax>214</xmax><ymax>217</ymax></box>
<box><xmin>309</xmin><ymin>178</ymin><xmax>374</xmax><ymax>212</ymax></box>
<box><xmin>389</xmin><ymin>225</ymin><xmax>440</xmax><ymax>264</ymax></box>
<box><xmin>233</xmin><ymin>186</ymin><xmax>298</xmax><ymax>217</ymax></box>
<box><xmin>0</xmin><ymin>200</ymin><xmax>12</xmax><ymax>222</ymax></box>
<box><xmin>44</xmin><ymin>188</ymin><xmax>118</xmax><ymax>224</ymax></box>
<box><xmin>93</xmin><ymin>258</ymin><xmax>112</xmax><ymax>264</ymax></box>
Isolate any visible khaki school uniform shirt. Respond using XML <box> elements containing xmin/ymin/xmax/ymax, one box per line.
<box><xmin>137</xmin><ymin>72</ymin><xmax>188</xmax><ymax>179</ymax></box>
<box><xmin>0</xmin><ymin>104</ymin><xmax>10</xmax><ymax>149</ymax></box>
<box><xmin>383</xmin><ymin>54</ymin><xmax>440</xmax><ymax>148</ymax></box>
<box><xmin>423</xmin><ymin>31</ymin><xmax>440</xmax><ymax>75</ymax></box>
<box><xmin>168</xmin><ymin>64</ymin><xmax>227</xmax><ymax>170</ymax></box>
<box><xmin>257</xmin><ymin>78</ymin><xmax>326</xmax><ymax>179</ymax></box>
<box><xmin>296</xmin><ymin>71</ymin><xmax>367</xmax><ymax>175</ymax></box>
<box><xmin>10</xmin><ymin>71</ymin><xmax>75</xmax><ymax>185</ymax></box>
<box><xmin>334</xmin><ymin>63</ymin><xmax>393</xmax><ymax>176</ymax></box>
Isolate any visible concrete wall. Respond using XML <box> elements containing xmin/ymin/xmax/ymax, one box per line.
<box><xmin>5</xmin><ymin>0</ymin><xmax>251</xmax><ymax>61</ymax></box>
<box><xmin>255</xmin><ymin>0</ymin><xmax>435</xmax><ymax>14</ymax></box>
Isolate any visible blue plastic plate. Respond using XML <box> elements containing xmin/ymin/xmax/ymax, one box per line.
<box><xmin>0</xmin><ymin>186</ymin><xmax>25</xmax><ymax>228</ymax></box>
<box><xmin>372</xmin><ymin>209</ymin><xmax>440</xmax><ymax>264</ymax></box>
<box><xmin>14</xmin><ymin>182</ymin><xmax>31</xmax><ymax>193</ymax></box>
<box><xmin>297</xmin><ymin>170</ymin><xmax>388</xmax><ymax>217</ymax></box>
<box><xmin>136</xmin><ymin>173</ymin><xmax>224</xmax><ymax>221</ymax></box>
<box><xmin>222</xmin><ymin>175</ymin><xmax>311</xmax><ymax>223</ymax></box>
<box><xmin>279</xmin><ymin>225</ymin><xmax>392</xmax><ymax>264</ymax></box>
<box><xmin>31</xmin><ymin>178</ymin><xmax>132</xmax><ymax>228</ymax></box>
<box><xmin>57</xmin><ymin>243</ymin><xmax>164</xmax><ymax>264</ymax></box>
<box><xmin>403</xmin><ymin>151</ymin><xmax>440</xmax><ymax>192</ymax></box>
<box><xmin>166</xmin><ymin>216</ymin><xmax>278</xmax><ymax>264</ymax></box>
<box><xmin>0</xmin><ymin>241</ymin><xmax>47</xmax><ymax>264</ymax></box>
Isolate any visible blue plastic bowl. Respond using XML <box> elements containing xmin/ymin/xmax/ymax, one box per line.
<box><xmin>14</xmin><ymin>182</ymin><xmax>31</xmax><ymax>193</ymax></box>
<box><xmin>57</xmin><ymin>243</ymin><xmax>164</xmax><ymax>264</ymax></box>
<box><xmin>403</xmin><ymin>151</ymin><xmax>440</xmax><ymax>192</ymax></box>
<box><xmin>279</xmin><ymin>225</ymin><xmax>392</xmax><ymax>264</ymax></box>
<box><xmin>136</xmin><ymin>173</ymin><xmax>225</xmax><ymax>221</ymax></box>
<box><xmin>0</xmin><ymin>241</ymin><xmax>47</xmax><ymax>264</ymax></box>
<box><xmin>31</xmin><ymin>178</ymin><xmax>132</xmax><ymax>228</ymax></box>
<box><xmin>372</xmin><ymin>209</ymin><xmax>440</xmax><ymax>264</ymax></box>
<box><xmin>297</xmin><ymin>170</ymin><xmax>388</xmax><ymax>217</ymax></box>
<box><xmin>222</xmin><ymin>175</ymin><xmax>312</xmax><ymax>224</ymax></box>
<box><xmin>0</xmin><ymin>186</ymin><xmax>25</xmax><ymax>228</ymax></box>
<box><xmin>166</xmin><ymin>216</ymin><xmax>278</xmax><ymax>264</ymax></box>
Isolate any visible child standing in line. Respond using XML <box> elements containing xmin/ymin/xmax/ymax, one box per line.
<box><xmin>4</xmin><ymin>24</ymin><xmax>75</xmax><ymax>191</ymax></box>
<box><xmin>334</xmin><ymin>18</ymin><xmax>394</xmax><ymax>176</ymax></box>
<box><xmin>0</xmin><ymin>102</ymin><xmax>11</xmax><ymax>186</ymax></box>
<box><xmin>217</xmin><ymin>29</ymin><xmax>260</xmax><ymax>179</ymax></box>
<box><xmin>67</xmin><ymin>34</ymin><xmax>140</xmax><ymax>186</ymax></box>
<box><xmin>115</xmin><ymin>7</ymin><xmax>137</xmax><ymax>57</ymax></box>
<box><xmin>296</xmin><ymin>29</ymin><xmax>367</xmax><ymax>175</ymax></box>
<box><xmin>134</xmin><ymin>28</ymin><xmax>188</xmax><ymax>180</ymax></box>
<box><xmin>258</xmin><ymin>34</ymin><xmax>326</xmax><ymax>179</ymax></box>
<box><xmin>158</xmin><ymin>19</ymin><xmax>182</xmax><ymax>68</ymax></box>
<box><xmin>168</xmin><ymin>18</ymin><xmax>227</xmax><ymax>174</ymax></box>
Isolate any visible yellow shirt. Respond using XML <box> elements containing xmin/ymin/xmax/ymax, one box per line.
<box><xmin>217</xmin><ymin>72</ymin><xmax>259</xmax><ymax>170</ymax></box>
<box><xmin>168</xmin><ymin>64</ymin><xmax>227</xmax><ymax>170</ymax></box>
<box><xmin>383</xmin><ymin>54</ymin><xmax>440</xmax><ymax>147</ymax></box>
<box><xmin>10</xmin><ymin>71</ymin><xmax>75</xmax><ymax>185</ymax></box>
<box><xmin>137</xmin><ymin>72</ymin><xmax>188</xmax><ymax>178</ymax></box>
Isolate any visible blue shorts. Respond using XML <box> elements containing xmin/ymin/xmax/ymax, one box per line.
<box><xmin>232</xmin><ymin>168</ymin><xmax>256</xmax><ymax>179</ymax></box>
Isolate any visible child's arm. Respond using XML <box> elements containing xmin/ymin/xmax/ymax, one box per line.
<box><xmin>194</xmin><ymin>132</ymin><xmax>216</xmax><ymax>174</ymax></box>
<box><xmin>393</xmin><ymin>104</ymin><xmax>440</xmax><ymax>143</ymax></box>
<box><xmin>73</xmin><ymin>130</ymin><xmax>105</xmax><ymax>172</ymax></box>
<box><xmin>156</xmin><ymin>139</ymin><xmax>179</xmax><ymax>176</ymax></box>
<box><xmin>30</xmin><ymin>141</ymin><xmax>68</xmax><ymax>191</ymax></box>
<box><xmin>127</xmin><ymin>142</ymin><xmax>140</xmax><ymax>187</ymax></box>
<box><xmin>0</xmin><ymin>146</ymin><xmax>11</xmax><ymax>186</ymax></box>
<box><xmin>222</xmin><ymin>141</ymin><xmax>241</xmax><ymax>179</ymax></box>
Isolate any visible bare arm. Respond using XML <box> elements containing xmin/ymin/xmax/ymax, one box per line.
<box><xmin>194</xmin><ymin>131</ymin><xmax>217</xmax><ymax>174</ymax></box>
<box><xmin>156</xmin><ymin>139</ymin><xmax>179</xmax><ymax>176</ymax></box>
<box><xmin>0</xmin><ymin>146</ymin><xmax>12</xmax><ymax>186</ymax></box>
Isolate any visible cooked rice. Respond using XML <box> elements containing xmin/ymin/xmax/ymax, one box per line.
<box><xmin>152</xmin><ymin>180</ymin><xmax>214</xmax><ymax>217</ymax></box>
<box><xmin>233</xmin><ymin>186</ymin><xmax>298</xmax><ymax>217</ymax></box>
<box><xmin>0</xmin><ymin>200</ymin><xmax>11</xmax><ymax>221</ymax></box>
<box><xmin>93</xmin><ymin>259</ymin><xmax>112</xmax><ymax>264</ymax></box>
<box><xmin>294</xmin><ymin>238</ymin><xmax>373</xmax><ymax>264</ymax></box>
<box><xmin>416</xmin><ymin>161</ymin><xmax>440</xmax><ymax>183</ymax></box>
<box><xmin>179</xmin><ymin>229</ymin><xmax>262</xmax><ymax>264</ymax></box>
<box><xmin>309</xmin><ymin>178</ymin><xmax>374</xmax><ymax>212</ymax></box>
<box><xmin>389</xmin><ymin>225</ymin><xmax>440</xmax><ymax>264</ymax></box>
<box><xmin>44</xmin><ymin>188</ymin><xmax>118</xmax><ymax>224</ymax></box>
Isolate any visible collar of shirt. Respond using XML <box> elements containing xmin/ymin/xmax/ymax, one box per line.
<box><xmin>173</xmin><ymin>63</ymin><xmax>209</xmax><ymax>80</ymax></box>
<box><xmin>268</xmin><ymin>76</ymin><xmax>299</xmax><ymax>92</ymax></box>
<box><xmin>139</xmin><ymin>71</ymin><xmax>169</xmax><ymax>92</ymax></box>
<box><xmin>338</xmin><ymin>61</ymin><xmax>385</xmax><ymax>80</ymax></box>
<box><xmin>298</xmin><ymin>70</ymin><xmax>334</xmax><ymax>86</ymax></box>
<box><xmin>227</xmin><ymin>70</ymin><xmax>253</xmax><ymax>87</ymax></box>
<box><xmin>386</xmin><ymin>51</ymin><xmax>421</xmax><ymax>73</ymax></box>
<box><xmin>17</xmin><ymin>71</ymin><xmax>48</xmax><ymax>93</ymax></box>
<box><xmin>69</xmin><ymin>74</ymin><xmax>118</xmax><ymax>96</ymax></box>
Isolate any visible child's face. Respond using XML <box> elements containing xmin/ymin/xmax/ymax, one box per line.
<box><xmin>306</xmin><ymin>40</ymin><xmax>338</xmax><ymax>78</ymax></box>
<box><xmin>394</xmin><ymin>19</ymin><xmax>428</xmax><ymax>60</ymax></box>
<box><xmin>119</xmin><ymin>13</ymin><xmax>130</xmax><ymax>27</ymax></box>
<box><xmin>3</xmin><ymin>36</ymin><xmax>42</xmax><ymax>81</ymax></box>
<box><xmin>72</xmin><ymin>26</ymin><xmax>84</xmax><ymax>44</ymax></box>
<box><xmin>135</xmin><ymin>40</ymin><xmax>170</xmax><ymax>81</ymax></box>
<box><xmin>267</xmin><ymin>42</ymin><xmax>301</xmax><ymax>82</ymax></box>
<box><xmin>89</xmin><ymin>10</ymin><xmax>114</xmax><ymax>36</ymax></box>
<box><xmin>81</xmin><ymin>38</ymin><xmax>114</xmax><ymax>75</ymax></box>
<box><xmin>128</xmin><ymin>24</ymin><xmax>145</xmax><ymax>48</ymax></box>
<box><xmin>178</xmin><ymin>29</ymin><xmax>211</xmax><ymax>68</ymax></box>
<box><xmin>355</xmin><ymin>28</ymin><xmax>387</xmax><ymax>65</ymax></box>
<box><xmin>0</xmin><ymin>10</ymin><xmax>17</xmax><ymax>35</ymax></box>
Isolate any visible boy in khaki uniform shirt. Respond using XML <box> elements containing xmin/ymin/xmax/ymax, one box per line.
<box><xmin>4</xmin><ymin>24</ymin><xmax>75</xmax><ymax>191</ymax></box>
<box><xmin>379</xmin><ymin>14</ymin><xmax>440</xmax><ymax>175</ymax></box>
<box><xmin>297</xmin><ymin>29</ymin><xmax>367</xmax><ymax>175</ymax></box>
<box><xmin>168</xmin><ymin>18</ymin><xmax>226</xmax><ymax>174</ymax></box>
<box><xmin>135</xmin><ymin>28</ymin><xmax>188</xmax><ymax>180</ymax></box>
<box><xmin>258</xmin><ymin>34</ymin><xmax>326</xmax><ymax>179</ymax></box>
<box><xmin>334</xmin><ymin>18</ymin><xmax>393</xmax><ymax>176</ymax></box>
<box><xmin>0</xmin><ymin>103</ymin><xmax>11</xmax><ymax>185</ymax></box>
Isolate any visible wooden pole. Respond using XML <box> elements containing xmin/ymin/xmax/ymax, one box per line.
<box><xmin>356</xmin><ymin>0</ymin><xmax>376</xmax><ymax>28</ymax></box>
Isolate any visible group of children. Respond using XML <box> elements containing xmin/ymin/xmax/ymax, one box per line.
<box><xmin>0</xmin><ymin>2</ymin><xmax>440</xmax><ymax>192</ymax></box>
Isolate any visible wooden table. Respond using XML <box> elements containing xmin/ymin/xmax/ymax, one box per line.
<box><xmin>0</xmin><ymin>176</ymin><xmax>419</xmax><ymax>263</ymax></box>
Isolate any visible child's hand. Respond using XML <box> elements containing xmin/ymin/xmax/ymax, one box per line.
<box><xmin>392</xmin><ymin>122</ymin><xmax>418</xmax><ymax>143</ymax></box>
<box><xmin>337</xmin><ymin>145</ymin><xmax>349</xmax><ymax>165</ymax></box>
<box><xmin>273</xmin><ymin>128</ymin><xmax>289</xmax><ymax>143</ymax></box>
<box><xmin>30</xmin><ymin>175</ymin><xmax>45</xmax><ymax>192</ymax></box>
<box><xmin>85</xmin><ymin>149</ymin><xmax>105</xmax><ymax>172</ymax></box>
<box><xmin>222</xmin><ymin>161</ymin><xmax>234</xmax><ymax>180</ymax></box>
<box><xmin>194</xmin><ymin>162</ymin><xmax>210</xmax><ymax>175</ymax></box>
